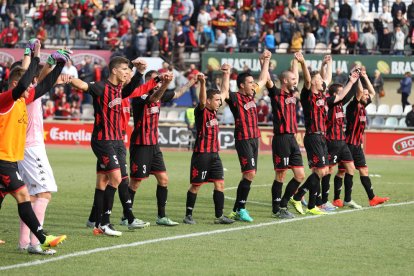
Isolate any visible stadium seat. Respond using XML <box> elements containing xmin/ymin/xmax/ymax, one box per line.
<box><xmin>376</xmin><ymin>104</ymin><xmax>390</xmax><ymax>116</ymax></box>
<box><xmin>159</xmin><ymin>110</ymin><xmax>167</xmax><ymax>120</ymax></box>
<box><xmin>275</xmin><ymin>43</ymin><xmax>289</xmax><ymax>53</ymax></box>
<box><xmin>385</xmin><ymin>117</ymin><xmax>399</xmax><ymax>128</ymax></box>
<box><xmin>365</xmin><ymin>104</ymin><xmax>377</xmax><ymax>115</ymax></box>
<box><xmin>166</xmin><ymin>110</ymin><xmax>179</xmax><ymax>121</ymax></box>
<box><xmin>399</xmin><ymin>118</ymin><xmax>407</xmax><ymax>127</ymax></box>
<box><xmin>403</xmin><ymin>105</ymin><xmax>412</xmax><ymax>115</ymax></box>
<box><xmin>389</xmin><ymin>105</ymin><xmax>403</xmax><ymax>116</ymax></box>
<box><xmin>314</xmin><ymin>43</ymin><xmax>330</xmax><ymax>54</ymax></box>
<box><xmin>371</xmin><ymin>116</ymin><xmax>385</xmax><ymax>128</ymax></box>
<box><xmin>178</xmin><ymin>111</ymin><xmax>186</xmax><ymax>122</ymax></box>
<box><xmin>81</xmin><ymin>104</ymin><xmax>94</xmax><ymax>120</ymax></box>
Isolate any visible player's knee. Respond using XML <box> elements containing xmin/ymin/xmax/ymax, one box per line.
<box><xmin>359</xmin><ymin>167</ymin><xmax>369</xmax><ymax>176</ymax></box>
<box><xmin>336</xmin><ymin>171</ymin><xmax>345</xmax><ymax>178</ymax></box>
<box><xmin>214</xmin><ymin>182</ymin><xmax>224</xmax><ymax>191</ymax></box>
<box><xmin>157</xmin><ymin>174</ymin><xmax>169</xmax><ymax>187</ymax></box>
<box><xmin>36</xmin><ymin>192</ymin><xmax>51</xmax><ymax>201</ymax></box>
<box><xmin>189</xmin><ymin>185</ymin><xmax>200</xmax><ymax>194</ymax></box>
<box><xmin>275</xmin><ymin>171</ymin><xmax>286</xmax><ymax>182</ymax></box>
<box><xmin>11</xmin><ymin>187</ymin><xmax>30</xmax><ymax>203</ymax></box>
<box><xmin>345</xmin><ymin>163</ymin><xmax>355</xmax><ymax>174</ymax></box>
<box><xmin>243</xmin><ymin>171</ymin><xmax>256</xmax><ymax>181</ymax></box>
<box><xmin>129</xmin><ymin>180</ymin><xmax>141</xmax><ymax>191</ymax></box>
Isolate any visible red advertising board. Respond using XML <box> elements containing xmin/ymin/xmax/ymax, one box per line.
<box><xmin>364</xmin><ymin>131</ymin><xmax>414</xmax><ymax>156</ymax></box>
<box><xmin>0</xmin><ymin>48</ymin><xmax>112</xmax><ymax>67</ymax></box>
<box><xmin>43</xmin><ymin>122</ymin><xmax>414</xmax><ymax>157</ymax></box>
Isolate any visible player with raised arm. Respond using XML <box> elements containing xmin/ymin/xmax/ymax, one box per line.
<box><xmin>127</xmin><ymin>71</ymin><xmax>197</xmax><ymax>226</ymax></box>
<box><xmin>69</xmin><ymin>57</ymin><xmax>158</xmax><ymax>236</ymax></box>
<box><xmin>0</xmin><ymin>40</ymin><xmax>67</xmax><ymax>254</ymax></box>
<box><xmin>183</xmin><ymin>66</ymin><xmax>235</xmax><ymax>225</ymax></box>
<box><xmin>263</xmin><ymin>53</ymin><xmax>305</xmax><ymax>219</ymax></box>
<box><xmin>290</xmin><ymin>53</ymin><xmax>359</xmax><ymax>215</ymax></box>
<box><xmin>334</xmin><ymin>69</ymin><xmax>390</xmax><ymax>207</ymax></box>
<box><xmin>226</xmin><ymin>50</ymin><xmax>271</xmax><ymax>222</ymax></box>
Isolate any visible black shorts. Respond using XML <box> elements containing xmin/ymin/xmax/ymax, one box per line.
<box><xmin>0</xmin><ymin>160</ymin><xmax>26</xmax><ymax>198</ymax></box>
<box><xmin>129</xmin><ymin>144</ymin><xmax>166</xmax><ymax>180</ymax></box>
<box><xmin>92</xmin><ymin>140</ymin><xmax>127</xmax><ymax>177</ymax></box>
<box><xmin>272</xmin><ymin>134</ymin><xmax>304</xmax><ymax>170</ymax></box>
<box><xmin>235</xmin><ymin>138</ymin><xmax>258</xmax><ymax>173</ymax></box>
<box><xmin>347</xmin><ymin>144</ymin><xmax>367</xmax><ymax>169</ymax></box>
<box><xmin>304</xmin><ymin>134</ymin><xmax>329</xmax><ymax>168</ymax></box>
<box><xmin>327</xmin><ymin>140</ymin><xmax>354</xmax><ymax>166</ymax></box>
<box><xmin>190</xmin><ymin>152</ymin><xmax>224</xmax><ymax>185</ymax></box>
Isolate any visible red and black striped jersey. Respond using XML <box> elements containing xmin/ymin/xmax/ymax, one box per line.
<box><xmin>326</xmin><ymin>101</ymin><xmax>346</xmax><ymax>141</ymax></box>
<box><xmin>120</xmin><ymin>98</ymin><xmax>130</xmax><ymax>138</ymax></box>
<box><xmin>300</xmin><ymin>87</ymin><xmax>329</xmax><ymax>134</ymax></box>
<box><xmin>87</xmin><ymin>80</ymin><xmax>124</xmax><ymax>141</ymax></box>
<box><xmin>225</xmin><ymin>90</ymin><xmax>260</xmax><ymax>141</ymax></box>
<box><xmin>130</xmin><ymin>90</ymin><xmax>175</xmax><ymax>145</ymax></box>
<box><xmin>268</xmin><ymin>85</ymin><xmax>298</xmax><ymax>134</ymax></box>
<box><xmin>345</xmin><ymin>96</ymin><xmax>371</xmax><ymax>146</ymax></box>
<box><xmin>193</xmin><ymin>104</ymin><xmax>220</xmax><ymax>153</ymax></box>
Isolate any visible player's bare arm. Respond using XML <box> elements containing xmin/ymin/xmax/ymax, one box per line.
<box><xmin>334</xmin><ymin>72</ymin><xmax>359</xmax><ymax>103</ymax></box>
<box><xmin>360</xmin><ymin>69</ymin><xmax>376</xmax><ymax>100</ymax></box>
<box><xmin>296</xmin><ymin>52</ymin><xmax>310</xmax><ymax>89</ymax></box>
<box><xmin>291</xmin><ymin>53</ymin><xmax>299</xmax><ymax>85</ymax></box>
<box><xmin>256</xmin><ymin>50</ymin><xmax>271</xmax><ymax>89</ymax></box>
<box><xmin>220</xmin><ymin>63</ymin><xmax>231</xmax><ymax>101</ymax></box>
<box><xmin>173</xmin><ymin>75</ymin><xmax>197</xmax><ymax>99</ymax></box>
<box><xmin>356</xmin><ymin>79</ymin><xmax>364</xmax><ymax>101</ymax></box>
<box><xmin>197</xmin><ymin>73</ymin><xmax>207</xmax><ymax>109</ymax></box>
<box><xmin>148</xmin><ymin>72</ymin><xmax>173</xmax><ymax>103</ymax></box>
<box><xmin>320</xmin><ymin>55</ymin><xmax>332</xmax><ymax>85</ymax></box>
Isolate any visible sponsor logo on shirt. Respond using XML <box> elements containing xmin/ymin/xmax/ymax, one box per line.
<box><xmin>206</xmin><ymin>118</ymin><xmax>219</xmax><ymax>127</ymax></box>
<box><xmin>244</xmin><ymin>101</ymin><xmax>256</xmax><ymax>110</ymax></box>
<box><xmin>108</xmin><ymin>98</ymin><xmax>122</xmax><ymax>108</ymax></box>
<box><xmin>146</xmin><ymin>106</ymin><xmax>160</xmax><ymax>115</ymax></box>
<box><xmin>316</xmin><ymin>99</ymin><xmax>325</xmax><ymax>106</ymax></box>
<box><xmin>336</xmin><ymin>112</ymin><xmax>345</xmax><ymax>118</ymax></box>
<box><xmin>285</xmin><ymin>97</ymin><xmax>297</xmax><ymax>105</ymax></box>
<box><xmin>359</xmin><ymin>116</ymin><xmax>367</xmax><ymax>122</ymax></box>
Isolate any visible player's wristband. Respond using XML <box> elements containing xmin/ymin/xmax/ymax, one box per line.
<box><xmin>154</xmin><ymin>76</ymin><xmax>162</xmax><ymax>83</ymax></box>
<box><xmin>24</xmin><ymin>48</ymin><xmax>31</xmax><ymax>56</ymax></box>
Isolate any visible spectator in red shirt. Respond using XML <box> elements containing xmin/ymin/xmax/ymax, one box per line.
<box><xmin>43</xmin><ymin>100</ymin><xmax>56</xmax><ymax>120</ymax></box>
<box><xmin>160</xmin><ymin>30</ymin><xmax>173</xmax><ymax>62</ymax></box>
<box><xmin>118</xmin><ymin>15</ymin><xmax>131</xmax><ymax>37</ymax></box>
<box><xmin>0</xmin><ymin>21</ymin><xmax>19</xmax><ymax>48</ymax></box>
<box><xmin>36</xmin><ymin>26</ymin><xmax>47</xmax><ymax>47</ymax></box>
<box><xmin>170</xmin><ymin>0</ymin><xmax>185</xmax><ymax>21</ymax></box>
<box><xmin>106</xmin><ymin>26</ymin><xmax>120</xmax><ymax>51</ymax></box>
<box><xmin>56</xmin><ymin>94</ymin><xmax>71</xmax><ymax>119</ymax></box>
<box><xmin>187</xmin><ymin>63</ymin><xmax>200</xmax><ymax>105</ymax></box>
<box><xmin>263</xmin><ymin>7</ymin><xmax>277</xmax><ymax>29</ymax></box>
<box><xmin>257</xmin><ymin>99</ymin><xmax>269</xmax><ymax>123</ymax></box>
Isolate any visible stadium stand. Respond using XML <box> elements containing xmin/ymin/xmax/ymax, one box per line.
<box><xmin>376</xmin><ymin>104</ymin><xmax>390</xmax><ymax>116</ymax></box>
<box><xmin>385</xmin><ymin>117</ymin><xmax>399</xmax><ymax>128</ymax></box>
<box><xmin>371</xmin><ymin>116</ymin><xmax>385</xmax><ymax>128</ymax></box>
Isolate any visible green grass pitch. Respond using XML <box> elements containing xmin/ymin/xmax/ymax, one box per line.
<box><xmin>1</xmin><ymin>147</ymin><xmax>413</xmax><ymax>275</ymax></box>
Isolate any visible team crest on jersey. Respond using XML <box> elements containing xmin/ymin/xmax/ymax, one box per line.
<box><xmin>146</xmin><ymin>106</ymin><xmax>160</xmax><ymax>115</ymax></box>
<box><xmin>312</xmin><ymin>154</ymin><xmax>320</xmax><ymax>165</ymax></box>
<box><xmin>244</xmin><ymin>101</ymin><xmax>256</xmax><ymax>110</ymax></box>
<box><xmin>336</xmin><ymin>112</ymin><xmax>345</xmax><ymax>118</ymax></box>
<box><xmin>141</xmin><ymin>94</ymin><xmax>148</xmax><ymax>100</ymax></box>
<box><xmin>191</xmin><ymin>167</ymin><xmax>198</xmax><ymax>179</ymax></box>
<box><xmin>108</xmin><ymin>98</ymin><xmax>122</xmax><ymax>108</ymax></box>
<box><xmin>285</xmin><ymin>97</ymin><xmax>297</xmax><ymax>105</ymax></box>
<box><xmin>316</xmin><ymin>99</ymin><xmax>325</xmax><ymax>106</ymax></box>
<box><xmin>123</xmin><ymin>107</ymin><xmax>130</xmax><ymax>113</ymax></box>
<box><xmin>206</xmin><ymin>118</ymin><xmax>218</xmax><ymax>127</ymax></box>
<box><xmin>274</xmin><ymin>154</ymin><xmax>281</xmax><ymax>165</ymax></box>
<box><xmin>0</xmin><ymin>174</ymin><xmax>11</xmax><ymax>186</ymax></box>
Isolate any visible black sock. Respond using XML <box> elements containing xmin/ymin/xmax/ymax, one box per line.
<box><xmin>233</xmin><ymin>178</ymin><xmax>252</xmax><ymax>211</ymax></box>
<box><xmin>186</xmin><ymin>191</ymin><xmax>197</xmax><ymax>216</ymax></box>
<box><xmin>18</xmin><ymin>201</ymin><xmax>46</xmax><ymax>244</ymax></box>
<box><xmin>213</xmin><ymin>190</ymin><xmax>224</xmax><ymax>218</ymax></box>
<box><xmin>360</xmin><ymin>176</ymin><xmax>375</xmax><ymax>200</ymax></box>
<box><xmin>306</xmin><ymin>173</ymin><xmax>320</xmax><ymax>209</ymax></box>
<box><xmin>344</xmin><ymin>173</ymin><xmax>354</xmax><ymax>202</ymax></box>
<box><xmin>271</xmin><ymin>180</ymin><xmax>283</xmax><ymax>213</ymax></box>
<box><xmin>88</xmin><ymin>188</ymin><xmax>102</xmax><ymax>222</ymax></box>
<box><xmin>321</xmin><ymin>174</ymin><xmax>331</xmax><ymax>204</ymax></box>
<box><xmin>93</xmin><ymin>189</ymin><xmax>105</xmax><ymax>228</ymax></box>
<box><xmin>128</xmin><ymin>187</ymin><xmax>136</xmax><ymax>207</ymax></box>
<box><xmin>315</xmin><ymin>182</ymin><xmax>323</xmax><ymax>206</ymax></box>
<box><xmin>334</xmin><ymin>176</ymin><xmax>343</xmax><ymax>200</ymax></box>
<box><xmin>293</xmin><ymin>174</ymin><xmax>314</xmax><ymax>201</ymax></box>
<box><xmin>101</xmin><ymin>185</ymin><xmax>117</xmax><ymax>226</ymax></box>
<box><xmin>281</xmin><ymin>178</ymin><xmax>301</xmax><ymax>208</ymax></box>
<box><xmin>156</xmin><ymin>185</ymin><xmax>168</xmax><ymax>218</ymax></box>
<box><xmin>118</xmin><ymin>178</ymin><xmax>135</xmax><ymax>223</ymax></box>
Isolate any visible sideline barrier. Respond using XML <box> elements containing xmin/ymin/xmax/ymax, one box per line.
<box><xmin>43</xmin><ymin>122</ymin><xmax>414</xmax><ymax>157</ymax></box>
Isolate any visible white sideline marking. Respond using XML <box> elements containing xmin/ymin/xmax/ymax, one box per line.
<box><xmin>1</xmin><ymin>201</ymin><xmax>413</xmax><ymax>272</ymax></box>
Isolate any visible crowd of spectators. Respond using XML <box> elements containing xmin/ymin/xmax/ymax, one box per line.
<box><xmin>0</xmin><ymin>0</ymin><xmax>413</xmax><ymax>56</ymax></box>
